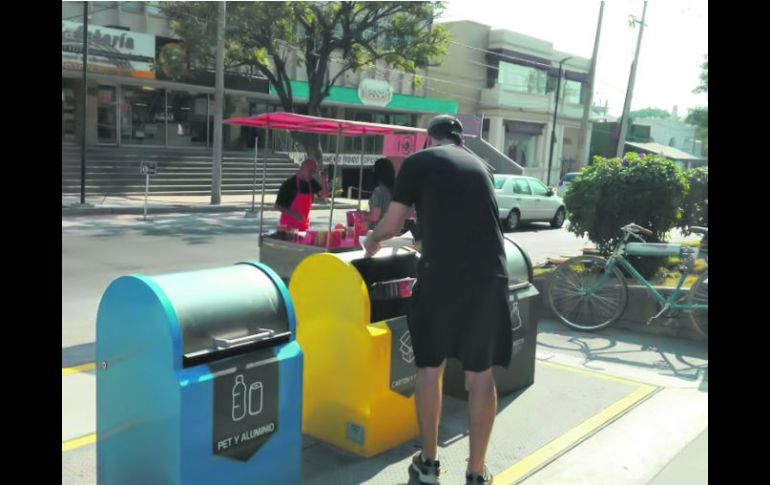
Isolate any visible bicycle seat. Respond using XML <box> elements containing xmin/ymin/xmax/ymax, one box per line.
<box><xmin>690</xmin><ymin>226</ymin><xmax>708</xmax><ymax>236</ymax></box>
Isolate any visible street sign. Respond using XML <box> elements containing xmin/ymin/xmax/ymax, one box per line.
<box><xmin>140</xmin><ymin>161</ymin><xmax>157</xmax><ymax>176</ymax></box>
<box><xmin>139</xmin><ymin>161</ymin><xmax>157</xmax><ymax>221</ymax></box>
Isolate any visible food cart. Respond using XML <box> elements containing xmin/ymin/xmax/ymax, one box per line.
<box><xmin>223</xmin><ymin>112</ymin><xmax>426</xmax><ymax>280</ymax></box>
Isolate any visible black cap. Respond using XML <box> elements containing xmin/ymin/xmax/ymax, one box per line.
<box><xmin>427</xmin><ymin>114</ymin><xmax>463</xmax><ymax>141</ymax></box>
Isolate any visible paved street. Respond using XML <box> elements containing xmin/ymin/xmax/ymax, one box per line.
<box><xmin>62</xmin><ymin>211</ymin><xmax>598</xmax><ymax>349</ymax></box>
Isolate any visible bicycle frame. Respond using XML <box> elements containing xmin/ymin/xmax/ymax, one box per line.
<box><xmin>586</xmin><ymin>236</ymin><xmax>707</xmax><ymax>312</ymax></box>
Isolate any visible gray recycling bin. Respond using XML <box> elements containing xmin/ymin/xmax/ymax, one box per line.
<box><xmin>96</xmin><ymin>262</ymin><xmax>303</xmax><ymax>485</ymax></box>
<box><xmin>443</xmin><ymin>236</ymin><xmax>540</xmax><ymax>398</ymax></box>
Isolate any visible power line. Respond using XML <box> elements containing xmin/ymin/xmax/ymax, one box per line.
<box><xmin>448</xmin><ymin>39</ymin><xmax>563</xmax><ymax>71</ymax></box>
<box><xmin>423</xmin><ymin>85</ymin><xmax>481</xmax><ymax>106</ymax></box>
<box><xmin>62</xmin><ymin>2</ymin><xmax>132</xmax><ymax>22</ymax></box>
<box><xmin>448</xmin><ymin>37</ymin><xmax>625</xmax><ymax>100</ymax></box>
<box><xmin>64</xmin><ymin>4</ymin><xmax>608</xmax><ymax>110</ymax></box>
<box><xmin>339</xmin><ymin>58</ymin><xmax>483</xmax><ymax>105</ymax></box>
<box><xmin>69</xmin><ymin>3</ymin><xmax>579</xmax><ymax>99</ymax></box>
<box><xmin>327</xmin><ymin>57</ymin><xmax>487</xmax><ymax>96</ymax></box>
<box><xmin>271</xmin><ymin>36</ymin><xmax>491</xmax><ymax>99</ymax></box>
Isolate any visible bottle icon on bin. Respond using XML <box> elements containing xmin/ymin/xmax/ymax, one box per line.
<box><xmin>232</xmin><ymin>375</ymin><xmax>247</xmax><ymax>421</ymax></box>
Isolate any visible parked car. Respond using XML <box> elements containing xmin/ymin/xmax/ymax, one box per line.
<box><xmin>557</xmin><ymin>172</ymin><xmax>581</xmax><ymax>197</ymax></box>
<box><xmin>493</xmin><ymin>175</ymin><xmax>566</xmax><ymax>230</ymax></box>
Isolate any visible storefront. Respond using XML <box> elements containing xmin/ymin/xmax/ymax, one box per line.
<box><xmin>62</xmin><ymin>21</ymin><xmax>275</xmax><ymax>150</ymax></box>
<box><xmin>62</xmin><ymin>20</ymin><xmax>457</xmax><ymax>193</ymax></box>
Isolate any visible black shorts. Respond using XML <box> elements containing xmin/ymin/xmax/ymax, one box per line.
<box><xmin>407</xmin><ymin>273</ymin><xmax>513</xmax><ymax>372</ymax></box>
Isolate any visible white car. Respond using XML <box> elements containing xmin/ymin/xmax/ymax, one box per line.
<box><xmin>557</xmin><ymin>172</ymin><xmax>581</xmax><ymax>197</ymax></box>
<box><xmin>493</xmin><ymin>175</ymin><xmax>566</xmax><ymax>230</ymax></box>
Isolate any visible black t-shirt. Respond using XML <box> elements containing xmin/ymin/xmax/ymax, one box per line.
<box><xmin>276</xmin><ymin>176</ymin><xmax>322</xmax><ymax>208</ymax></box>
<box><xmin>392</xmin><ymin>145</ymin><xmax>507</xmax><ymax>278</ymax></box>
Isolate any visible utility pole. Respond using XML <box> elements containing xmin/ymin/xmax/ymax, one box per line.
<box><xmin>547</xmin><ymin>56</ymin><xmax>572</xmax><ymax>186</ymax></box>
<box><xmin>79</xmin><ymin>1</ymin><xmax>89</xmax><ymax>205</ymax></box>
<box><xmin>577</xmin><ymin>1</ymin><xmax>604</xmax><ymax>168</ymax></box>
<box><xmin>615</xmin><ymin>1</ymin><xmax>648</xmax><ymax>158</ymax></box>
<box><xmin>211</xmin><ymin>1</ymin><xmax>226</xmax><ymax>205</ymax></box>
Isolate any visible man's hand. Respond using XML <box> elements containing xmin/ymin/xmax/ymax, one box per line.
<box><xmin>363</xmin><ymin>202</ymin><xmax>410</xmax><ymax>257</ymax></box>
<box><xmin>363</xmin><ymin>230</ymin><xmax>382</xmax><ymax>257</ymax></box>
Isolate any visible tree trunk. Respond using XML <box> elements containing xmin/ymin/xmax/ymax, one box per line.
<box><xmin>295</xmin><ymin>99</ymin><xmax>325</xmax><ymax>164</ymax></box>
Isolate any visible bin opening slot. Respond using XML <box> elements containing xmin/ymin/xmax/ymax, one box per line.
<box><xmin>351</xmin><ymin>253</ymin><xmax>419</xmax><ymax>323</ymax></box>
<box><xmin>508</xmin><ymin>281</ymin><xmax>531</xmax><ymax>292</ymax></box>
<box><xmin>214</xmin><ymin>328</ymin><xmax>276</xmax><ymax>349</ymax></box>
<box><xmin>369</xmin><ymin>277</ymin><xmax>416</xmax><ymax>300</ymax></box>
<box><xmin>182</xmin><ymin>331</ymin><xmax>292</xmax><ymax>368</ymax></box>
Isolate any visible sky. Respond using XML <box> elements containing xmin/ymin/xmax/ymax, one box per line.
<box><xmin>436</xmin><ymin>0</ymin><xmax>708</xmax><ymax>118</ymax></box>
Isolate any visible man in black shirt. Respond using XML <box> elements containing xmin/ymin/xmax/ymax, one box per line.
<box><xmin>364</xmin><ymin>115</ymin><xmax>510</xmax><ymax>485</ymax></box>
<box><xmin>275</xmin><ymin>158</ymin><xmax>329</xmax><ymax>231</ymax></box>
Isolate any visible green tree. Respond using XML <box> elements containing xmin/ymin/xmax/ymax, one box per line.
<box><xmin>695</xmin><ymin>54</ymin><xmax>708</xmax><ymax>94</ymax></box>
<box><xmin>163</xmin><ymin>1</ymin><xmax>448</xmax><ymax>161</ymax></box>
<box><xmin>677</xmin><ymin>166</ymin><xmax>708</xmax><ymax>233</ymax></box>
<box><xmin>686</xmin><ymin>54</ymin><xmax>708</xmax><ymax>156</ymax></box>
<box><xmin>564</xmin><ymin>152</ymin><xmax>689</xmax><ymax>278</ymax></box>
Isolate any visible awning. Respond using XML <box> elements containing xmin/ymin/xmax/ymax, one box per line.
<box><xmin>224</xmin><ymin>112</ymin><xmax>426</xmax><ymax>137</ymax></box>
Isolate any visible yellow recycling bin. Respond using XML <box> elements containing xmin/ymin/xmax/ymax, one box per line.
<box><xmin>289</xmin><ymin>248</ymin><xmax>419</xmax><ymax>457</ymax></box>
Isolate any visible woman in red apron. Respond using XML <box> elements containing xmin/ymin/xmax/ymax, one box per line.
<box><xmin>275</xmin><ymin>159</ymin><xmax>328</xmax><ymax>231</ymax></box>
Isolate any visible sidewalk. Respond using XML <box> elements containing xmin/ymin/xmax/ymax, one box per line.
<box><xmin>63</xmin><ymin>320</ymin><xmax>707</xmax><ymax>484</ymax></box>
<box><xmin>62</xmin><ymin>194</ymin><xmax>364</xmax><ymax>217</ymax></box>
<box><xmin>648</xmin><ymin>429</ymin><xmax>707</xmax><ymax>485</ymax></box>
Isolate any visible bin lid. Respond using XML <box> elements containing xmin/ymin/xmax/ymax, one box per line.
<box><xmin>152</xmin><ymin>265</ymin><xmax>291</xmax><ymax>366</ymax></box>
<box><xmin>504</xmin><ymin>237</ymin><xmax>534</xmax><ymax>284</ymax></box>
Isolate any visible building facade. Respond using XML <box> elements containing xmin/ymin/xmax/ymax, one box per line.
<box><xmin>428</xmin><ymin>20</ymin><xmax>596</xmax><ymax>184</ymax></box>
<box><xmin>62</xmin><ymin>2</ymin><xmax>456</xmax><ymax>154</ymax></box>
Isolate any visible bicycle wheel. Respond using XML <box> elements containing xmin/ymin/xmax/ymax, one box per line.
<box><xmin>687</xmin><ymin>270</ymin><xmax>708</xmax><ymax>339</ymax></box>
<box><xmin>547</xmin><ymin>255</ymin><xmax>628</xmax><ymax>331</ymax></box>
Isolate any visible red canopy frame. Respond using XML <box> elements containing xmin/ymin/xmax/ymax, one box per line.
<box><xmin>224</xmin><ymin>111</ymin><xmax>426</xmax><ymax>137</ymax></box>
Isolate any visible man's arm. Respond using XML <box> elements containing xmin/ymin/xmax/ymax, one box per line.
<box><xmin>364</xmin><ymin>202</ymin><xmax>410</xmax><ymax>256</ymax></box>
<box><xmin>368</xmin><ymin>207</ymin><xmax>382</xmax><ymax>224</ymax></box>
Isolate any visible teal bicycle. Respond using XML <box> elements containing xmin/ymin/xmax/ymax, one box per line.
<box><xmin>547</xmin><ymin>223</ymin><xmax>708</xmax><ymax>338</ymax></box>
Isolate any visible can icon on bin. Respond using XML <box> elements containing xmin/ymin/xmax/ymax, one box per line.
<box><xmin>249</xmin><ymin>382</ymin><xmax>264</xmax><ymax>416</ymax></box>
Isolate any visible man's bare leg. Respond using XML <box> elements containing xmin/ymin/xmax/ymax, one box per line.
<box><xmin>466</xmin><ymin>368</ymin><xmax>497</xmax><ymax>475</ymax></box>
<box><xmin>415</xmin><ymin>361</ymin><xmax>446</xmax><ymax>460</ymax></box>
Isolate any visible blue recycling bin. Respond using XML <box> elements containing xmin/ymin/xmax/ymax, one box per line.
<box><xmin>96</xmin><ymin>262</ymin><xmax>303</xmax><ymax>485</ymax></box>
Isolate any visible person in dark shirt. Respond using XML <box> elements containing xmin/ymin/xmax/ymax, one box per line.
<box><xmin>367</xmin><ymin>158</ymin><xmax>395</xmax><ymax>230</ymax></box>
<box><xmin>364</xmin><ymin>115</ymin><xmax>510</xmax><ymax>485</ymax></box>
<box><xmin>274</xmin><ymin>158</ymin><xmax>329</xmax><ymax>231</ymax></box>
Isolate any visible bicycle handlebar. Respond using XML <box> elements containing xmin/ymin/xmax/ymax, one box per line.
<box><xmin>623</xmin><ymin>223</ymin><xmax>653</xmax><ymax>237</ymax></box>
